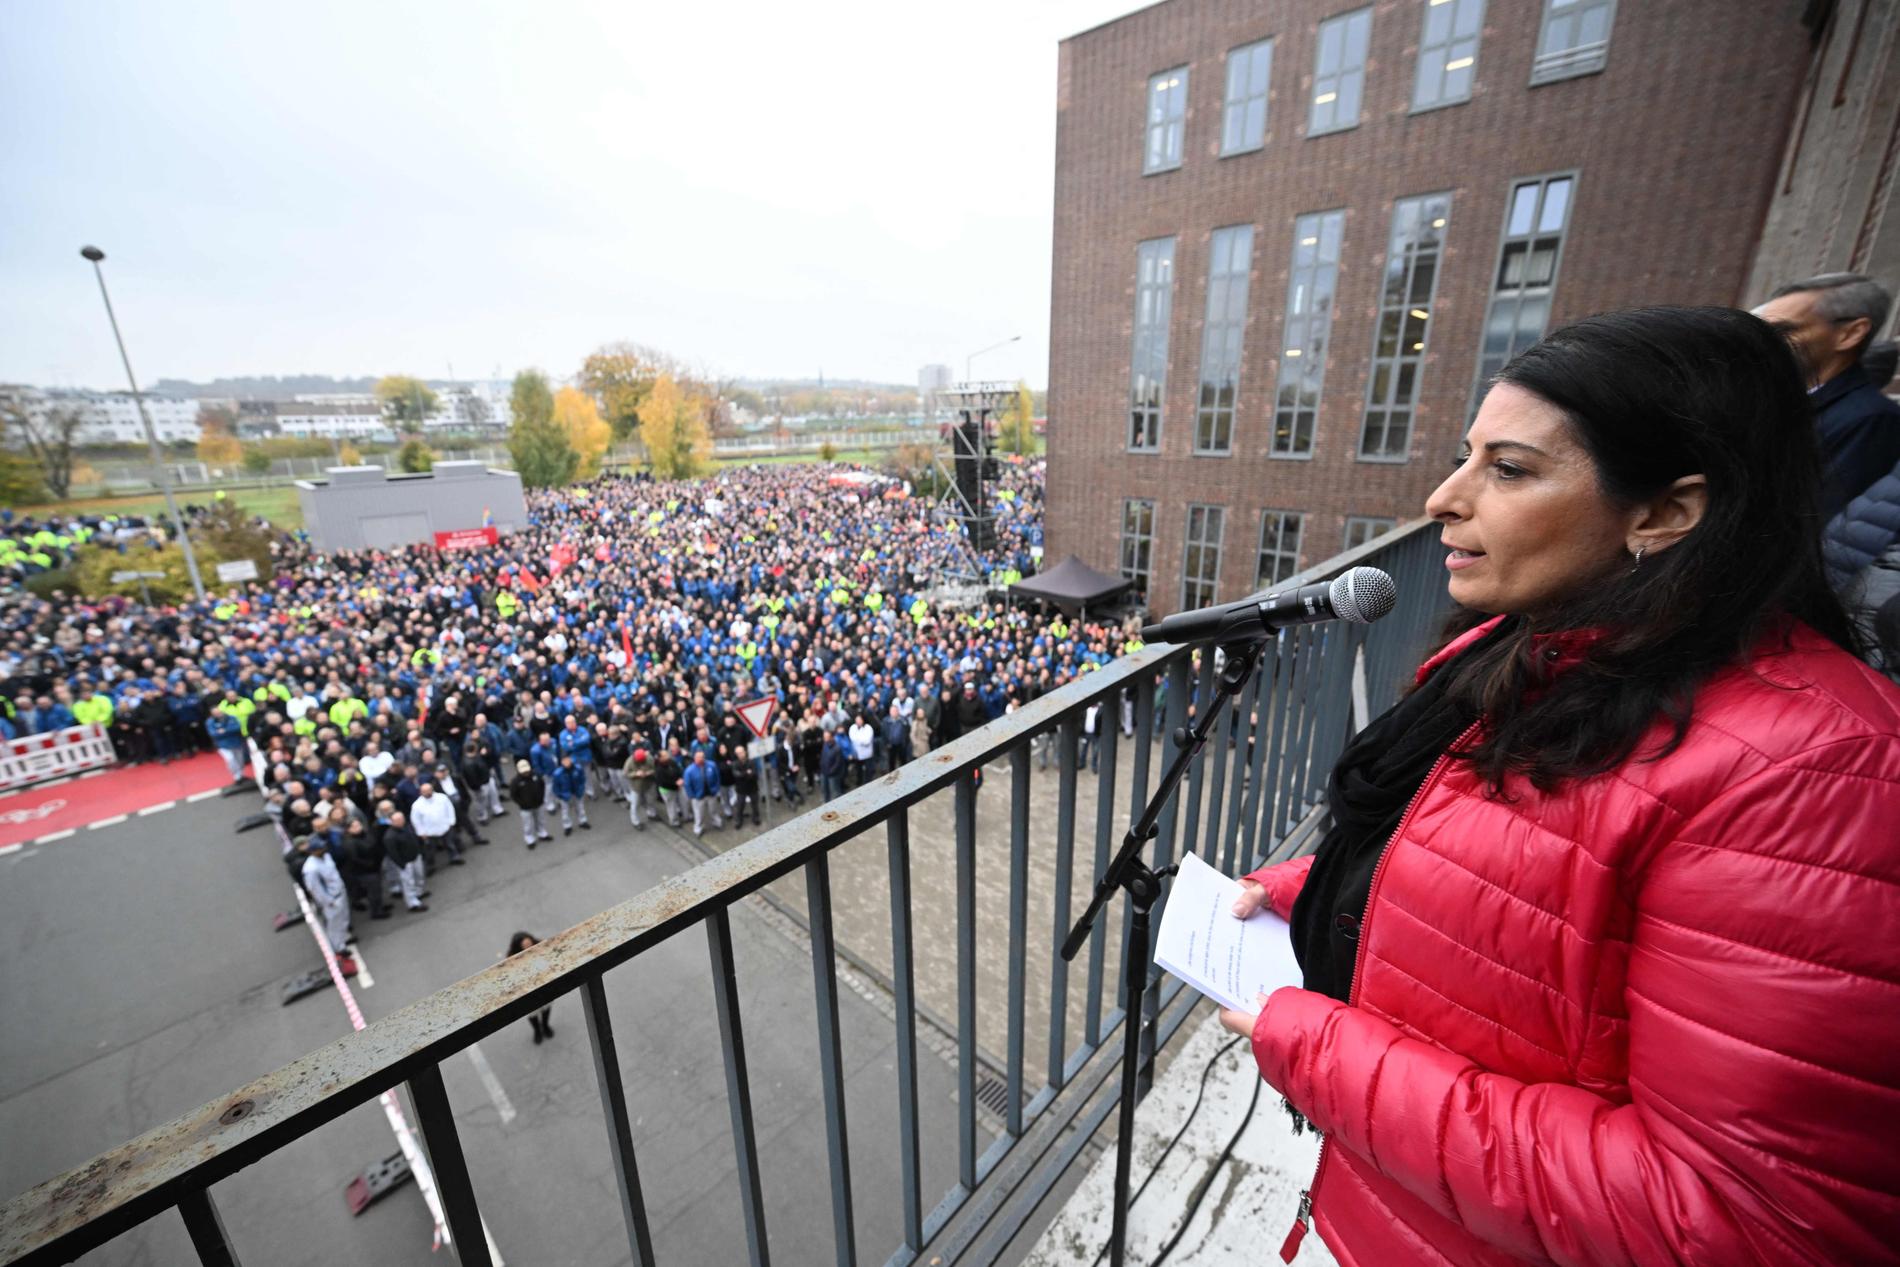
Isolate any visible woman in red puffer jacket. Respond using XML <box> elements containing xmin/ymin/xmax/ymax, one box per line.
<box><xmin>1220</xmin><ymin>307</ymin><xmax>1900</xmax><ymax>1267</ymax></box>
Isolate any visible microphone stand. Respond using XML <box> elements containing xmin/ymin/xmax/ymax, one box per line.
<box><xmin>1061</xmin><ymin>637</ymin><xmax>1265</xmax><ymax>1267</ymax></box>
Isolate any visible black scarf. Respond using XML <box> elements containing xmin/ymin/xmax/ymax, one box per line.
<box><xmin>1289</xmin><ymin>622</ymin><xmax>1505</xmax><ymax>1002</ymax></box>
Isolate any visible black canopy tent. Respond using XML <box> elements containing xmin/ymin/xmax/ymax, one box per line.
<box><xmin>1006</xmin><ymin>554</ymin><xmax>1133</xmax><ymax>619</ymax></box>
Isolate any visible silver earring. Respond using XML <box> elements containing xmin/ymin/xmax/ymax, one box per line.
<box><xmin>1629</xmin><ymin>545</ymin><xmax>1647</xmax><ymax>574</ymax></box>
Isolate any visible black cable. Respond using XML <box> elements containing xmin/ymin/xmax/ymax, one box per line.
<box><xmin>1151</xmin><ymin>1064</ymin><xmax>1263</xmax><ymax>1266</ymax></box>
<box><xmin>1090</xmin><ymin>1034</ymin><xmax>1249</xmax><ymax>1267</ymax></box>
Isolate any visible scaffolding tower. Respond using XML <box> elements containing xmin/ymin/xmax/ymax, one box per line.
<box><xmin>932</xmin><ymin>381</ymin><xmax>1013</xmax><ymax>585</ymax></box>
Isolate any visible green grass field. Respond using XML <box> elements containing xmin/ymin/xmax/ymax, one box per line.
<box><xmin>14</xmin><ymin>486</ymin><xmax>306</xmax><ymax>530</ymax></box>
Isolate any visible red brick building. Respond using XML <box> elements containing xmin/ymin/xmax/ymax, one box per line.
<box><xmin>1045</xmin><ymin>0</ymin><xmax>1813</xmax><ymax>616</ymax></box>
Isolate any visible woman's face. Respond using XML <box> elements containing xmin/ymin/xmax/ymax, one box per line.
<box><xmin>1424</xmin><ymin>384</ymin><xmax>1635</xmax><ymax>617</ymax></box>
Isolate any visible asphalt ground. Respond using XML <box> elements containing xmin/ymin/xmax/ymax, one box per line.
<box><xmin>0</xmin><ymin>782</ymin><xmax>982</xmax><ymax>1266</ymax></box>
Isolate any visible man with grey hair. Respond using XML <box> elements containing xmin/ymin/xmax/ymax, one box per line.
<box><xmin>1754</xmin><ymin>272</ymin><xmax>1900</xmax><ymax>521</ymax></box>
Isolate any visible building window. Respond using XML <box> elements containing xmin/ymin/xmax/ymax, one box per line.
<box><xmin>1145</xmin><ymin>67</ymin><xmax>1189</xmax><ymax>173</ymax></box>
<box><xmin>1309</xmin><ymin>8</ymin><xmax>1373</xmax><ymax>135</ymax></box>
<box><xmin>1360</xmin><ymin>193</ymin><xmax>1451</xmax><ymax>461</ymax></box>
<box><xmin>1472</xmin><ymin>175</ymin><xmax>1574</xmax><ymax>415</ymax></box>
<box><xmin>1256</xmin><ymin>511</ymin><xmax>1304</xmax><ymax>587</ymax></box>
<box><xmin>1271</xmin><ymin>209</ymin><xmax>1346</xmax><ymax>458</ymax></box>
<box><xmin>1195</xmin><ymin>224</ymin><xmax>1255</xmax><ymax>454</ymax></box>
<box><xmin>1129</xmin><ymin>237</ymin><xmax>1177</xmax><ymax>451</ymax></box>
<box><xmin>1120</xmin><ymin>499</ymin><xmax>1157</xmax><ymax>601</ymax></box>
<box><xmin>1531</xmin><ymin>0</ymin><xmax>1614</xmax><ymax>84</ymax></box>
<box><xmin>1182</xmin><ymin>504</ymin><xmax>1226</xmax><ymax>608</ymax></box>
<box><xmin>1413</xmin><ymin>0</ymin><xmax>1484</xmax><ymax>110</ymax></box>
<box><xmin>1343</xmin><ymin>516</ymin><xmax>1397</xmax><ymax>550</ymax></box>
<box><xmin>1221</xmin><ymin>38</ymin><xmax>1274</xmax><ymax>154</ymax></box>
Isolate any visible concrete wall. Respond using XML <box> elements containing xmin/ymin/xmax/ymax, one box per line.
<box><xmin>1744</xmin><ymin>0</ymin><xmax>1900</xmax><ymax>320</ymax></box>
<box><xmin>296</xmin><ymin>461</ymin><xmax>528</xmax><ymax>552</ymax></box>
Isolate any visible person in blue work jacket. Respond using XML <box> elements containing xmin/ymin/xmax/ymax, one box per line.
<box><xmin>682</xmin><ymin>748</ymin><xmax>723</xmax><ymax>836</ymax></box>
<box><xmin>206</xmin><ymin>707</ymin><xmax>250</xmax><ymax>784</ymax></box>
<box><xmin>550</xmin><ymin>753</ymin><xmax>590</xmax><ymax>836</ymax></box>
<box><xmin>528</xmin><ymin>730</ymin><xmax>560</xmax><ymax>800</ymax></box>
<box><xmin>556</xmin><ymin>715</ymin><xmax>595</xmax><ymax>799</ymax></box>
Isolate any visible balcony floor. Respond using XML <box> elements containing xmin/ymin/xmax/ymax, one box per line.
<box><xmin>1025</xmin><ymin>1006</ymin><xmax>1338</xmax><ymax>1267</ymax></box>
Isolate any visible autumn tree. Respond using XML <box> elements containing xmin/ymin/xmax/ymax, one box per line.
<box><xmin>581</xmin><ymin>342</ymin><xmax>672</xmax><ymax>442</ymax></box>
<box><xmin>511</xmin><ymin>369</ymin><xmax>554</xmax><ymax>430</ymax></box>
<box><xmin>552</xmin><ymin>387</ymin><xmax>612</xmax><ymax>479</ymax></box>
<box><xmin>508</xmin><ymin>369</ymin><xmax>578</xmax><ymax>488</ymax></box>
<box><xmin>338</xmin><ymin>441</ymin><xmax>364</xmax><ymax>465</ymax></box>
<box><xmin>2</xmin><ymin>403</ymin><xmax>82</xmax><ymax>499</ymax></box>
<box><xmin>0</xmin><ymin>452</ymin><xmax>47</xmax><ymax>504</ymax></box>
<box><xmin>197</xmin><ymin>403</ymin><xmax>239</xmax><ymax>435</ymax></box>
<box><xmin>396</xmin><ymin>438</ymin><xmax>434</xmax><ymax>472</ymax></box>
<box><xmin>197</xmin><ymin>428</ymin><xmax>242</xmax><ymax>466</ymax></box>
<box><xmin>638</xmin><ymin>375</ymin><xmax>712</xmax><ymax>480</ymax></box>
<box><xmin>375</xmin><ymin>375</ymin><xmax>439</xmax><ymax>431</ymax></box>
<box><xmin>997</xmin><ymin>380</ymin><xmax>1037</xmax><ymax>455</ymax></box>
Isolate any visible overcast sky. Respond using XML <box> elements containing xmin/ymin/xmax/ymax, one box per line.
<box><xmin>1</xmin><ymin>0</ymin><xmax>1147</xmax><ymax>393</ymax></box>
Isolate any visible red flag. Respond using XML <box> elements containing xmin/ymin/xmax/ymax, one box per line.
<box><xmin>519</xmin><ymin>570</ymin><xmax>541</xmax><ymax>593</ymax></box>
<box><xmin>620</xmin><ymin>621</ymin><xmax>634</xmax><ymax>665</ymax></box>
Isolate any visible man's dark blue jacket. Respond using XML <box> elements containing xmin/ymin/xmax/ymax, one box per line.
<box><xmin>1814</xmin><ymin>364</ymin><xmax>1900</xmax><ymax>523</ymax></box>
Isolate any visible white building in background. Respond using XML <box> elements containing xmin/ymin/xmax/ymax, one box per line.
<box><xmin>0</xmin><ymin>385</ymin><xmax>203</xmax><ymax>444</ymax></box>
<box><xmin>427</xmin><ymin>381</ymin><xmax>512</xmax><ymax>432</ymax></box>
<box><xmin>273</xmin><ymin>400</ymin><xmax>386</xmax><ymax>439</ymax></box>
<box><xmin>292</xmin><ymin>392</ymin><xmax>379</xmax><ymax>409</ymax></box>
<box><xmin>918</xmin><ymin>364</ymin><xmax>953</xmax><ymax>393</ymax></box>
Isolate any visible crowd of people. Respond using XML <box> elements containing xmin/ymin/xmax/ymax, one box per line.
<box><xmin>0</xmin><ymin>458</ymin><xmax>1151</xmax><ymax>955</ymax></box>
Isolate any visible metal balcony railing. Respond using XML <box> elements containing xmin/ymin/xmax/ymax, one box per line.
<box><xmin>0</xmin><ymin>519</ymin><xmax>1450</xmax><ymax>1267</ymax></box>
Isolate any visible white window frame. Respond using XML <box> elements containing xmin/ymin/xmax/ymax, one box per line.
<box><xmin>1195</xmin><ymin>224</ymin><xmax>1255</xmax><ymax>454</ymax></box>
<box><xmin>1359</xmin><ymin>192</ymin><xmax>1452</xmax><ymax>463</ymax></box>
<box><xmin>1145</xmin><ymin>67</ymin><xmax>1190</xmax><ymax>173</ymax></box>
<box><xmin>1182</xmin><ymin>504</ymin><xmax>1227</xmax><ymax>609</ymax></box>
<box><xmin>1221</xmin><ymin>38</ymin><xmax>1275</xmax><ymax>155</ymax></box>
<box><xmin>1309</xmin><ymin>7</ymin><xmax>1373</xmax><ymax>136</ymax></box>
<box><xmin>1468</xmin><ymin>171</ymin><xmax>1578</xmax><ymax>422</ymax></box>
<box><xmin>1128</xmin><ymin>237</ymin><xmax>1177</xmax><ymax>452</ymax></box>
<box><xmin>1412</xmin><ymin>0</ymin><xmax>1485</xmax><ymax>112</ymax></box>
<box><xmin>1343</xmin><ymin>515</ymin><xmax>1397</xmax><ymax>551</ymax></box>
<box><xmin>1530</xmin><ymin>0</ymin><xmax>1615</xmax><ymax>85</ymax></box>
<box><xmin>1120</xmin><ymin>498</ymin><xmax>1157</xmax><ymax>600</ymax></box>
<box><xmin>1270</xmin><ymin>209</ymin><xmax>1347</xmax><ymax>459</ymax></box>
<box><xmin>1256</xmin><ymin>510</ymin><xmax>1305</xmax><ymax>587</ymax></box>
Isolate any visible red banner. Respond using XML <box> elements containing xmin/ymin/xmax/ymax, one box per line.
<box><xmin>434</xmin><ymin>527</ymin><xmax>499</xmax><ymax>551</ymax></box>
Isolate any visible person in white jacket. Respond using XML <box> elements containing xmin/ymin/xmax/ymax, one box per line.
<box><xmin>410</xmin><ymin>782</ymin><xmax>464</xmax><ymax>867</ymax></box>
<box><xmin>300</xmin><ymin>838</ymin><xmax>352</xmax><ymax>955</ymax></box>
<box><xmin>847</xmin><ymin>714</ymin><xmax>876</xmax><ymax>788</ymax></box>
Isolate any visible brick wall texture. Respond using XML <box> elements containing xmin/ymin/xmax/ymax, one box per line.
<box><xmin>1047</xmin><ymin>0</ymin><xmax>1811</xmax><ymax>617</ymax></box>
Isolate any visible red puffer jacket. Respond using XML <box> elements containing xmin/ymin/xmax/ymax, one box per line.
<box><xmin>1244</xmin><ymin>617</ymin><xmax>1900</xmax><ymax>1266</ymax></box>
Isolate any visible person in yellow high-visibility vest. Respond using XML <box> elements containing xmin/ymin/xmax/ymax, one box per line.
<box><xmin>217</xmin><ymin>693</ymin><xmax>256</xmax><ymax>736</ymax></box>
<box><xmin>328</xmin><ymin>694</ymin><xmax>368</xmax><ymax>730</ymax></box>
<box><xmin>496</xmin><ymin>590</ymin><xmax>519</xmax><ymax>620</ymax></box>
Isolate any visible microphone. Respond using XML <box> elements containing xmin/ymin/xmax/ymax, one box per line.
<box><xmin>1140</xmin><ymin>566</ymin><xmax>1397</xmax><ymax>645</ymax></box>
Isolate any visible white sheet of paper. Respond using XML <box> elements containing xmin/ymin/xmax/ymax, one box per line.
<box><xmin>1154</xmin><ymin>853</ymin><xmax>1305</xmax><ymax>1013</ymax></box>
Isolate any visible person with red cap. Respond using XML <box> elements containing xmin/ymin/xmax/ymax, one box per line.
<box><xmin>622</xmin><ymin>746</ymin><xmax>658</xmax><ymax>830</ymax></box>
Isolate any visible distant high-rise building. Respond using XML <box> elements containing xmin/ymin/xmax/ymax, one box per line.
<box><xmin>918</xmin><ymin>364</ymin><xmax>954</xmax><ymax>393</ymax></box>
<box><xmin>1046</xmin><ymin>0</ymin><xmax>1836</xmax><ymax>616</ymax></box>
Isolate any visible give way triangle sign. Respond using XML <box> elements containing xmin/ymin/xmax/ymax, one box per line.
<box><xmin>736</xmin><ymin>696</ymin><xmax>779</xmax><ymax>740</ymax></box>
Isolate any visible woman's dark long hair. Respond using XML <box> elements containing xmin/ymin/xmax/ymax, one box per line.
<box><xmin>1441</xmin><ymin>305</ymin><xmax>1857</xmax><ymax>792</ymax></box>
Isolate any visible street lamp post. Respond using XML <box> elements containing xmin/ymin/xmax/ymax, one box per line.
<box><xmin>965</xmin><ymin>334</ymin><xmax>1022</xmax><ymax>384</ymax></box>
<box><xmin>80</xmin><ymin>245</ymin><xmax>206</xmax><ymax>603</ymax></box>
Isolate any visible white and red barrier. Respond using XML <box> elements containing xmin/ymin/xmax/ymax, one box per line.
<box><xmin>0</xmin><ymin>724</ymin><xmax>116</xmax><ymax>792</ymax></box>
